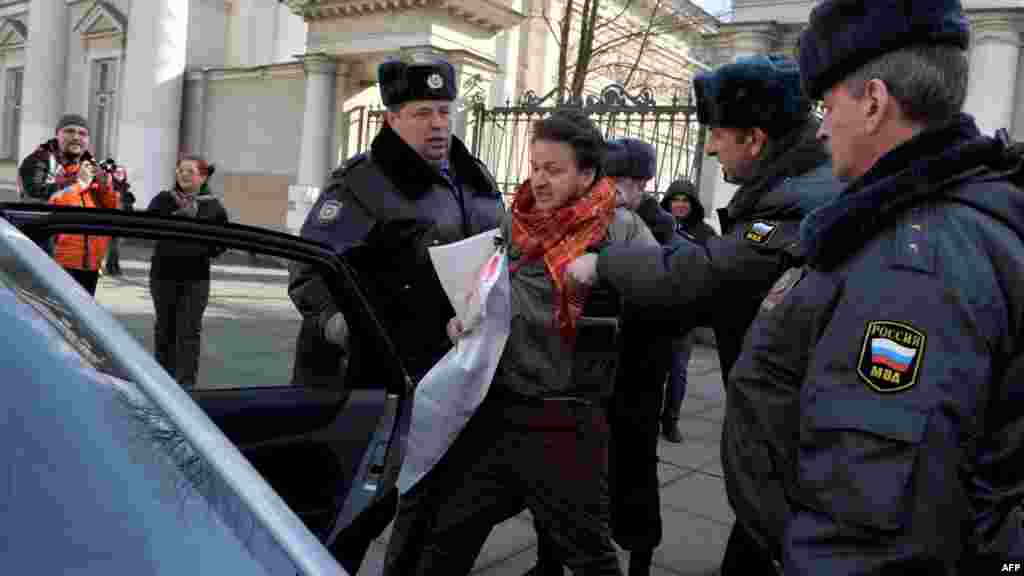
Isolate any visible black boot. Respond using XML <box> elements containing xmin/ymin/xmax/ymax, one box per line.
<box><xmin>661</xmin><ymin>417</ymin><xmax>684</xmax><ymax>444</ymax></box>
<box><xmin>629</xmin><ymin>547</ymin><xmax>654</xmax><ymax>576</ymax></box>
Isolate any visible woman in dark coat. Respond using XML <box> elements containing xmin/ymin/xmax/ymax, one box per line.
<box><xmin>146</xmin><ymin>156</ymin><xmax>229</xmax><ymax>388</ymax></box>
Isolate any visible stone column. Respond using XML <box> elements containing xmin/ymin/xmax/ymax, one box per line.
<box><xmin>182</xmin><ymin>69</ymin><xmax>208</xmax><ymax>157</ymax></box>
<box><xmin>287</xmin><ymin>53</ymin><xmax>336</xmax><ymax>235</ymax></box>
<box><xmin>117</xmin><ymin>0</ymin><xmax>190</xmax><ymax>207</ymax></box>
<box><xmin>19</xmin><ymin>0</ymin><xmax>68</xmax><ymax>159</ymax></box>
<box><xmin>729</xmin><ymin>22</ymin><xmax>779</xmax><ymax>60</ymax></box>
<box><xmin>295</xmin><ymin>53</ymin><xmax>337</xmax><ymax>187</ymax></box>
<box><xmin>965</xmin><ymin>12</ymin><xmax>1021</xmax><ymax>136</ymax></box>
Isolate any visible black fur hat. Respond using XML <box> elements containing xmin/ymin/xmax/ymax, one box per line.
<box><xmin>378</xmin><ymin>58</ymin><xmax>458</xmax><ymax>107</ymax></box>
<box><xmin>798</xmin><ymin>0</ymin><xmax>970</xmax><ymax>101</ymax></box>
<box><xmin>605</xmin><ymin>138</ymin><xmax>657</xmax><ymax>180</ymax></box>
<box><xmin>693</xmin><ymin>54</ymin><xmax>810</xmax><ymax>138</ymax></box>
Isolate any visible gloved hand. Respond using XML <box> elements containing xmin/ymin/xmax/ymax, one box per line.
<box><xmin>323</xmin><ymin>311</ymin><xmax>349</xmax><ymax>348</ymax></box>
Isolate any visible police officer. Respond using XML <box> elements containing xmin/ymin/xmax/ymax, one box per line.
<box><xmin>605</xmin><ymin>138</ymin><xmax>681</xmax><ymax>576</ymax></box>
<box><xmin>720</xmin><ymin>1</ymin><xmax>1024</xmax><ymax>573</ymax></box>
<box><xmin>564</xmin><ymin>55</ymin><xmax>843</xmax><ymax>573</ymax></box>
<box><xmin>287</xmin><ymin>56</ymin><xmax>504</xmax><ymax>573</ymax></box>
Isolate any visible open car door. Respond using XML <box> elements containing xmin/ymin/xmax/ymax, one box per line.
<box><xmin>0</xmin><ymin>203</ymin><xmax>414</xmax><ymax>572</ymax></box>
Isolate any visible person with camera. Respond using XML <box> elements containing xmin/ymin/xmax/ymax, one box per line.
<box><xmin>18</xmin><ymin>114</ymin><xmax>120</xmax><ymax>295</ymax></box>
<box><xmin>146</xmin><ymin>155</ymin><xmax>229</xmax><ymax>389</ymax></box>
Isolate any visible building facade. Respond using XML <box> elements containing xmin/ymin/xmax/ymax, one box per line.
<box><xmin>1</xmin><ymin>0</ymin><xmax>1020</xmax><ymax>234</ymax></box>
<box><xmin>695</xmin><ymin>0</ymin><xmax>1024</xmax><ymax>225</ymax></box>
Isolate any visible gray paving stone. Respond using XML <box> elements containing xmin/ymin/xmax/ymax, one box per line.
<box><xmin>653</xmin><ymin>507</ymin><xmax>730</xmax><ymax>574</ymax></box>
<box><xmin>659</xmin><ymin>461</ymin><xmax>691</xmax><ymax>487</ymax></box>
<box><xmin>661</xmin><ymin>470</ymin><xmax>735</xmax><ymax>525</ymax></box>
<box><xmin>471</xmin><ymin>546</ymin><xmax>540</xmax><ymax>575</ymax></box>
<box><xmin>472</xmin><ymin>517</ymin><xmax>540</xmax><ymax>570</ymax></box>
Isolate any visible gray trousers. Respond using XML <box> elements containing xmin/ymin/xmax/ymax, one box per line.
<box><xmin>150</xmin><ymin>276</ymin><xmax>210</xmax><ymax>388</ymax></box>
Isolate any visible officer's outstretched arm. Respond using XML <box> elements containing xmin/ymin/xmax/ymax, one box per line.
<box><xmin>595</xmin><ymin>218</ymin><xmax>799</xmax><ymax>322</ymax></box>
<box><xmin>783</xmin><ymin>269</ymin><xmax>995</xmax><ymax>575</ymax></box>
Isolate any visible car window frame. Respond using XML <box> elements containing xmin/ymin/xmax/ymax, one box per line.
<box><xmin>0</xmin><ymin>206</ymin><xmax>417</xmax><ymax>576</ymax></box>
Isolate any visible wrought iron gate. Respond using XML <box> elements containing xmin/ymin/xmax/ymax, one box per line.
<box><xmin>349</xmin><ymin>83</ymin><xmax>705</xmax><ymax>205</ymax></box>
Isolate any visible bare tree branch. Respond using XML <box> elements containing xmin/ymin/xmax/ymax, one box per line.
<box><xmin>594</xmin><ymin>0</ymin><xmax>637</xmax><ymax>33</ymax></box>
<box><xmin>538</xmin><ymin>11</ymin><xmax>564</xmax><ymax>48</ymax></box>
<box><xmin>623</xmin><ymin>0</ymin><xmax>663</xmax><ymax>88</ymax></box>
<box><xmin>588</xmin><ymin>17</ymin><xmax>684</xmax><ymax>61</ymax></box>
<box><xmin>557</xmin><ymin>0</ymin><xmax>574</xmax><ymax>102</ymax></box>
<box><xmin>571</xmin><ymin>0</ymin><xmax>602</xmax><ymax>100</ymax></box>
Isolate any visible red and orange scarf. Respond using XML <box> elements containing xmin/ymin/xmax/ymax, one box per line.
<box><xmin>510</xmin><ymin>176</ymin><xmax>616</xmax><ymax>345</ymax></box>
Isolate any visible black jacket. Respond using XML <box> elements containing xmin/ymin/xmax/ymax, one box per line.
<box><xmin>727</xmin><ymin>114</ymin><xmax>1024</xmax><ymax>572</ymax></box>
<box><xmin>147</xmin><ymin>188</ymin><xmax>230</xmax><ymax>281</ymax></box>
<box><xmin>596</xmin><ymin>120</ymin><xmax>842</xmax><ymax>381</ymax></box>
<box><xmin>18</xmin><ymin>139</ymin><xmax>96</xmax><ymax>202</ymax></box>
<box><xmin>289</xmin><ymin>124</ymin><xmax>504</xmax><ymax>388</ymax></box>
<box><xmin>659</xmin><ymin>188</ymin><xmax>717</xmax><ymax>245</ymax></box>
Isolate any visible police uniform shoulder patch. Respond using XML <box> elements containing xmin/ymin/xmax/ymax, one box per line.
<box><xmin>745</xmin><ymin>220</ymin><xmax>778</xmax><ymax>244</ymax></box>
<box><xmin>857</xmin><ymin>320</ymin><xmax>926</xmax><ymax>393</ymax></box>
<box><xmin>318</xmin><ymin>199</ymin><xmax>342</xmax><ymax>224</ymax></box>
<box><xmin>760</xmin><ymin>266</ymin><xmax>805</xmax><ymax>312</ymax></box>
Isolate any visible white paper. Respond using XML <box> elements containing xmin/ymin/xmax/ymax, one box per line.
<box><xmin>397</xmin><ymin>250</ymin><xmax>511</xmax><ymax>495</ymax></box>
<box><xmin>428</xmin><ymin>228</ymin><xmax>500</xmax><ymax>329</ymax></box>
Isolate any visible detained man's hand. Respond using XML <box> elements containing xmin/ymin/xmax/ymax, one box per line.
<box><xmin>447</xmin><ymin>317</ymin><xmax>467</xmax><ymax>343</ymax></box>
<box><xmin>566</xmin><ymin>253</ymin><xmax>599</xmax><ymax>286</ymax></box>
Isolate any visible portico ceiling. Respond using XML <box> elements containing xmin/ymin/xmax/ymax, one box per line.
<box><xmin>285</xmin><ymin>0</ymin><xmax>524</xmax><ymax>34</ymax></box>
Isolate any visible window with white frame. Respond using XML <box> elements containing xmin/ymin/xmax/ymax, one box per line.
<box><xmin>3</xmin><ymin>66</ymin><xmax>22</xmax><ymax>160</ymax></box>
<box><xmin>89</xmin><ymin>58</ymin><xmax>119</xmax><ymax>162</ymax></box>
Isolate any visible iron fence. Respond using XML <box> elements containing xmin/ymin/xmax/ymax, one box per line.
<box><xmin>348</xmin><ymin>83</ymin><xmax>705</xmax><ymax>206</ymax></box>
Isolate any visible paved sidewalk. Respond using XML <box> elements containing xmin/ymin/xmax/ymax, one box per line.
<box><xmin>358</xmin><ymin>345</ymin><xmax>729</xmax><ymax>576</ymax></box>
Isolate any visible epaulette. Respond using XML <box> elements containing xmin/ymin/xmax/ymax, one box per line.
<box><xmin>329</xmin><ymin>152</ymin><xmax>370</xmax><ymax>180</ymax></box>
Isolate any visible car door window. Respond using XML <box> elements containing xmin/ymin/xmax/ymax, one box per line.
<box><xmin>0</xmin><ymin>242</ymin><xmax>303</xmax><ymax>576</ymax></box>
<box><xmin>93</xmin><ymin>236</ymin><xmax>336</xmax><ymax>391</ymax></box>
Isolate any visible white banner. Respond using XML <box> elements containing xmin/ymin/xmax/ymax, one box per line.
<box><xmin>397</xmin><ymin>248</ymin><xmax>511</xmax><ymax>495</ymax></box>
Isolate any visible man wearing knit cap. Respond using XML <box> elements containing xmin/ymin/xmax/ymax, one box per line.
<box><xmin>288</xmin><ymin>55</ymin><xmax>503</xmax><ymax>574</ymax></box>
<box><xmin>18</xmin><ymin>113</ymin><xmax>119</xmax><ymax>295</ymax></box>
<box><xmin>705</xmin><ymin>0</ymin><xmax>1024</xmax><ymax>573</ymax></box>
<box><xmin>564</xmin><ymin>53</ymin><xmax>843</xmax><ymax>573</ymax></box>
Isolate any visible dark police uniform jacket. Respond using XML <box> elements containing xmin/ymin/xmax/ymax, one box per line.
<box><xmin>288</xmin><ymin>123</ymin><xmax>504</xmax><ymax>388</ymax></box>
<box><xmin>595</xmin><ymin>122</ymin><xmax>842</xmax><ymax>382</ymax></box>
<box><xmin>727</xmin><ymin>114</ymin><xmax>1024</xmax><ymax>574</ymax></box>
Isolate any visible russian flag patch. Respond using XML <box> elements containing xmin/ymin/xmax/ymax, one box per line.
<box><xmin>857</xmin><ymin>320</ymin><xmax>926</xmax><ymax>393</ymax></box>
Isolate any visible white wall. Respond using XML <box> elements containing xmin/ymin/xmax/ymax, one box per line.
<box><xmin>203</xmin><ymin>74</ymin><xmax>305</xmax><ymax>176</ymax></box>
<box><xmin>1014</xmin><ymin>51</ymin><xmax>1024</xmax><ymax>141</ymax></box>
<box><xmin>187</xmin><ymin>0</ymin><xmax>228</xmax><ymax>68</ymax></box>
<box><xmin>234</xmin><ymin>0</ymin><xmax>278</xmax><ymax>67</ymax></box>
<box><xmin>274</xmin><ymin>3</ymin><xmax>306</xmax><ymax>63</ymax></box>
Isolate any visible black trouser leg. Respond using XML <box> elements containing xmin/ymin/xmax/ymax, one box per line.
<box><xmin>105</xmin><ymin>238</ymin><xmax>121</xmax><ymax>275</ymax></box>
<box><xmin>532</xmin><ymin>521</ymin><xmax>565</xmax><ymax>575</ymax></box>
<box><xmin>720</xmin><ymin>522</ymin><xmax>779</xmax><ymax>576</ymax></box>
<box><xmin>176</xmin><ymin>279</ymin><xmax>209</xmax><ymax>388</ymax></box>
<box><xmin>67</xmin><ymin>268</ymin><xmax>99</xmax><ymax>296</ymax></box>
<box><xmin>150</xmin><ymin>277</ymin><xmax>177</xmax><ymax>380</ymax></box>
<box><xmin>525</xmin><ymin>404</ymin><xmax>622</xmax><ymax>576</ymax></box>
